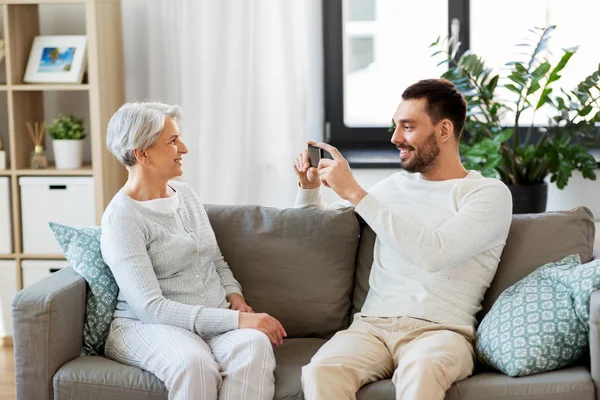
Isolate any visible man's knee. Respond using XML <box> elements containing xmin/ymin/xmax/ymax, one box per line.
<box><xmin>302</xmin><ymin>359</ymin><xmax>345</xmax><ymax>385</ymax></box>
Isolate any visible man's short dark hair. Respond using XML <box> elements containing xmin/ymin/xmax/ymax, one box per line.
<box><xmin>402</xmin><ymin>79</ymin><xmax>467</xmax><ymax>140</ymax></box>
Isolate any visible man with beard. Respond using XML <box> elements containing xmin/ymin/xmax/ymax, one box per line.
<box><xmin>292</xmin><ymin>78</ymin><xmax>512</xmax><ymax>400</ymax></box>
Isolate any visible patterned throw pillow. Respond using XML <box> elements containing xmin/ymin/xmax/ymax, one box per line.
<box><xmin>49</xmin><ymin>223</ymin><xmax>119</xmax><ymax>356</ymax></box>
<box><xmin>476</xmin><ymin>254</ymin><xmax>600</xmax><ymax>376</ymax></box>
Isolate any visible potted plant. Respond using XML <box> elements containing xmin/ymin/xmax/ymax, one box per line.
<box><xmin>430</xmin><ymin>26</ymin><xmax>600</xmax><ymax>213</ymax></box>
<box><xmin>48</xmin><ymin>114</ymin><xmax>86</xmax><ymax>169</ymax></box>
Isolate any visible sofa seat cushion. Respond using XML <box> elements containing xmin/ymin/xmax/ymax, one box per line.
<box><xmin>273</xmin><ymin>338</ymin><xmax>327</xmax><ymax>400</ymax></box>
<box><xmin>356</xmin><ymin>366</ymin><xmax>594</xmax><ymax>400</ymax></box>
<box><xmin>53</xmin><ymin>338</ymin><xmax>326</xmax><ymax>400</ymax></box>
<box><xmin>53</xmin><ymin>356</ymin><xmax>166</xmax><ymax>400</ymax></box>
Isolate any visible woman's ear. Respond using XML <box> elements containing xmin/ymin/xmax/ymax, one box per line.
<box><xmin>133</xmin><ymin>149</ymin><xmax>148</xmax><ymax>166</ymax></box>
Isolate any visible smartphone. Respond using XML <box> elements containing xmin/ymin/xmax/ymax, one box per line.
<box><xmin>308</xmin><ymin>144</ymin><xmax>322</xmax><ymax>168</ymax></box>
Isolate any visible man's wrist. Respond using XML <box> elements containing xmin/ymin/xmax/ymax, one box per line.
<box><xmin>299</xmin><ymin>181</ymin><xmax>320</xmax><ymax>190</ymax></box>
<box><xmin>347</xmin><ymin>188</ymin><xmax>368</xmax><ymax>206</ymax></box>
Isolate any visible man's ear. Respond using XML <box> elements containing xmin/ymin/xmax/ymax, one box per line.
<box><xmin>439</xmin><ymin>119</ymin><xmax>454</xmax><ymax>144</ymax></box>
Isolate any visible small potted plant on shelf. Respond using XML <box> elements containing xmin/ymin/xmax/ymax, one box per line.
<box><xmin>430</xmin><ymin>25</ymin><xmax>600</xmax><ymax>214</ymax></box>
<box><xmin>48</xmin><ymin>114</ymin><xmax>86</xmax><ymax>169</ymax></box>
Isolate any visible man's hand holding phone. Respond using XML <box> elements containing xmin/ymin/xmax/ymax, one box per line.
<box><xmin>293</xmin><ymin>144</ymin><xmax>321</xmax><ymax>190</ymax></box>
<box><xmin>295</xmin><ymin>141</ymin><xmax>367</xmax><ymax>205</ymax></box>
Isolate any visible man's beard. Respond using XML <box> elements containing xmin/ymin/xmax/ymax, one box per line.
<box><xmin>399</xmin><ymin>131</ymin><xmax>440</xmax><ymax>173</ymax></box>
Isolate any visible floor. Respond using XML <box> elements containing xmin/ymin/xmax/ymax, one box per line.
<box><xmin>0</xmin><ymin>346</ymin><xmax>15</xmax><ymax>400</ymax></box>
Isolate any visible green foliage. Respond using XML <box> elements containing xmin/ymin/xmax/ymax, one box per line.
<box><xmin>48</xmin><ymin>114</ymin><xmax>86</xmax><ymax>140</ymax></box>
<box><xmin>430</xmin><ymin>26</ymin><xmax>600</xmax><ymax>189</ymax></box>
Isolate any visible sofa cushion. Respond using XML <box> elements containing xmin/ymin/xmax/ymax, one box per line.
<box><xmin>53</xmin><ymin>338</ymin><xmax>326</xmax><ymax>400</ymax></box>
<box><xmin>205</xmin><ymin>205</ymin><xmax>360</xmax><ymax>338</ymax></box>
<box><xmin>479</xmin><ymin>207</ymin><xmax>595</xmax><ymax>321</ymax></box>
<box><xmin>49</xmin><ymin>223</ymin><xmax>119</xmax><ymax>356</ymax></box>
<box><xmin>353</xmin><ymin>222</ymin><xmax>376</xmax><ymax>314</ymax></box>
<box><xmin>476</xmin><ymin>254</ymin><xmax>600</xmax><ymax>376</ymax></box>
<box><xmin>356</xmin><ymin>367</ymin><xmax>594</xmax><ymax>400</ymax></box>
<box><xmin>273</xmin><ymin>338</ymin><xmax>326</xmax><ymax>400</ymax></box>
<box><xmin>53</xmin><ymin>356</ymin><xmax>166</xmax><ymax>400</ymax></box>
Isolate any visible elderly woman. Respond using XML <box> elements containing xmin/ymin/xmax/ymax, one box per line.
<box><xmin>101</xmin><ymin>102</ymin><xmax>286</xmax><ymax>400</ymax></box>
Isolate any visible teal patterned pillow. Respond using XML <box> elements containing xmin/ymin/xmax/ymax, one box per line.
<box><xmin>476</xmin><ymin>254</ymin><xmax>600</xmax><ymax>376</ymax></box>
<box><xmin>49</xmin><ymin>222</ymin><xmax>119</xmax><ymax>356</ymax></box>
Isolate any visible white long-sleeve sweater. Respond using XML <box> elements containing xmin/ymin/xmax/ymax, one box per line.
<box><xmin>295</xmin><ymin>170</ymin><xmax>513</xmax><ymax>328</ymax></box>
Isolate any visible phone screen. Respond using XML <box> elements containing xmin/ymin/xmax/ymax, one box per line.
<box><xmin>308</xmin><ymin>145</ymin><xmax>321</xmax><ymax>168</ymax></box>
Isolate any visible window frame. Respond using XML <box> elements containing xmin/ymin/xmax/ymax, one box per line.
<box><xmin>322</xmin><ymin>0</ymin><xmax>468</xmax><ymax>150</ymax></box>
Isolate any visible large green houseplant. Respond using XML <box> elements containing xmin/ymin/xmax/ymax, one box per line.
<box><xmin>430</xmin><ymin>26</ymin><xmax>600</xmax><ymax>213</ymax></box>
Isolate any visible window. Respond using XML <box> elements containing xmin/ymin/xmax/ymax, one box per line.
<box><xmin>471</xmin><ymin>0</ymin><xmax>600</xmax><ymax>126</ymax></box>
<box><xmin>324</xmin><ymin>0</ymin><xmax>467</xmax><ymax>151</ymax></box>
<box><xmin>324</xmin><ymin>0</ymin><xmax>598</xmax><ymax>153</ymax></box>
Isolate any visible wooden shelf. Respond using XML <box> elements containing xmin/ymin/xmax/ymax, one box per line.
<box><xmin>4</xmin><ymin>0</ymin><xmax>118</xmax><ymax>4</ymax></box>
<box><xmin>15</xmin><ymin>164</ymin><xmax>93</xmax><ymax>176</ymax></box>
<box><xmin>11</xmin><ymin>84</ymin><xmax>90</xmax><ymax>92</ymax></box>
<box><xmin>0</xmin><ymin>0</ymin><xmax>126</xmax><ymax>296</ymax></box>
<box><xmin>18</xmin><ymin>254</ymin><xmax>65</xmax><ymax>260</ymax></box>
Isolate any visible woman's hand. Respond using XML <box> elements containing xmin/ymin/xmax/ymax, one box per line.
<box><xmin>239</xmin><ymin>312</ymin><xmax>287</xmax><ymax>346</ymax></box>
<box><xmin>228</xmin><ymin>293</ymin><xmax>254</xmax><ymax>313</ymax></box>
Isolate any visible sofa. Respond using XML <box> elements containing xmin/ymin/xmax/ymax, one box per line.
<box><xmin>12</xmin><ymin>205</ymin><xmax>600</xmax><ymax>400</ymax></box>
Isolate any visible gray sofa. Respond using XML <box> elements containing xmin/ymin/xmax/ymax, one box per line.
<box><xmin>12</xmin><ymin>205</ymin><xmax>599</xmax><ymax>400</ymax></box>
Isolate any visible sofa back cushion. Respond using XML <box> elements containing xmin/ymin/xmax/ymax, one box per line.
<box><xmin>479</xmin><ymin>207</ymin><xmax>595</xmax><ymax>322</ymax></box>
<box><xmin>353</xmin><ymin>222</ymin><xmax>376</xmax><ymax>314</ymax></box>
<box><xmin>353</xmin><ymin>207</ymin><xmax>595</xmax><ymax>322</ymax></box>
<box><xmin>205</xmin><ymin>205</ymin><xmax>360</xmax><ymax>339</ymax></box>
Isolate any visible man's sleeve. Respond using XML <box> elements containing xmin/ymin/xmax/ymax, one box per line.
<box><xmin>354</xmin><ymin>182</ymin><xmax>513</xmax><ymax>272</ymax></box>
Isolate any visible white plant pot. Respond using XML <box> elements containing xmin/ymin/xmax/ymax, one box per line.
<box><xmin>52</xmin><ymin>140</ymin><xmax>84</xmax><ymax>169</ymax></box>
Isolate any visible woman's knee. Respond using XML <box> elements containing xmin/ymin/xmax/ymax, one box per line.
<box><xmin>243</xmin><ymin>329</ymin><xmax>275</xmax><ymax>365</ymax></box>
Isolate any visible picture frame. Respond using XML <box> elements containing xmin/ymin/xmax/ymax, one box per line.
<box><xmin>23</xmin><ymin>36</ymin><xmax>87</xmax><ymax>84</ymax></box>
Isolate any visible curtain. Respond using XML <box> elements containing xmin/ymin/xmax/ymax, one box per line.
<box><xmin>120</xmin><ymin>0</ymin><xmax>323</xmax><ymax>208</ymax></box>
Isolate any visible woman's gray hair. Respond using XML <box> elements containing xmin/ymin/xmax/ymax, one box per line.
<box><xmin>106</xmin><ymin>101</ymin><xmax>183</xmax><ymax>167</ymax></box>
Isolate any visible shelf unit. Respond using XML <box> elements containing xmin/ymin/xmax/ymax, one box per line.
<box><xmin>0</xmin><ymin>0</ymin><xmax>127</xmax><ymax>307</ymax></box>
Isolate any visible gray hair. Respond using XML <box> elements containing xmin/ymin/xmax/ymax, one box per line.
<box><xmin>106</xmin><ymin>101</ymin><xmax>183</xmax><ymax>167</ymax></box>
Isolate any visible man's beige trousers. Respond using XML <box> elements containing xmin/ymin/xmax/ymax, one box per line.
<box><xmin>302</xmin><ymin>315</ymin><xmax>475</xmax><ymax>400</ymax></box>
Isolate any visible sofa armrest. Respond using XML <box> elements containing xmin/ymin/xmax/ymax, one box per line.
<box><xmin>593</xmin><ymin>249</ymin><xmax>600</xmax><ymax>262</ymax></box>
<box><xmin>12</xmin><ymin>267</ymin><xmax>86</xmax><ymax>400</ymax></box>
<box><xmin>590</xmin><ymin>289</ymin><xmax>600</xmax><ymax>400</ymax></box>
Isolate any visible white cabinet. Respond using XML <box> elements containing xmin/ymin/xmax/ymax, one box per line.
<box><xmin>20</xmin><ymin>177</ymin><xmax>95</xmax><ymax>254</ymax></box>
<box><xmin>21</xmin><ymin>260</ymin><xmax>69</xmax><ymax>288</ymax></box>
<box><xmin>0</xmin><ymin>260</ymin><xmax>17</xmax><ymax>337</ymax></box>
<box><xmin>0</xmin><ymin>177</ymin><xmax>12</xmax><ymax>254</ymax></box>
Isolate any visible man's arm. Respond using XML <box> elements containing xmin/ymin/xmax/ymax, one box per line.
<box><xmin>355</xmin><ymin>182</ymin><xmax>513</xmax><ymax>272</ymax></box>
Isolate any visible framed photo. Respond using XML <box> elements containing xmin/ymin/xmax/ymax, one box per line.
<box><xmin>24</xmin><ymin>36</ymin><xmax>87</xmax><ymax>84</ymax></box>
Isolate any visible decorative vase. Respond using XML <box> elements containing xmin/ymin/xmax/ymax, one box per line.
<box><xmin>53</xmin><ymin>139</ymin><xmax>83</xmax><ymax>169</ymax></box>
<box><xmin>30</xmin><ymin>145</ymin><xmax>48</xmax><ymax>169</ymax></box>
<box><xmin>507</xmin><ymin>183</ymin><xmax>548</xmax><ymax>214</ymax></box>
